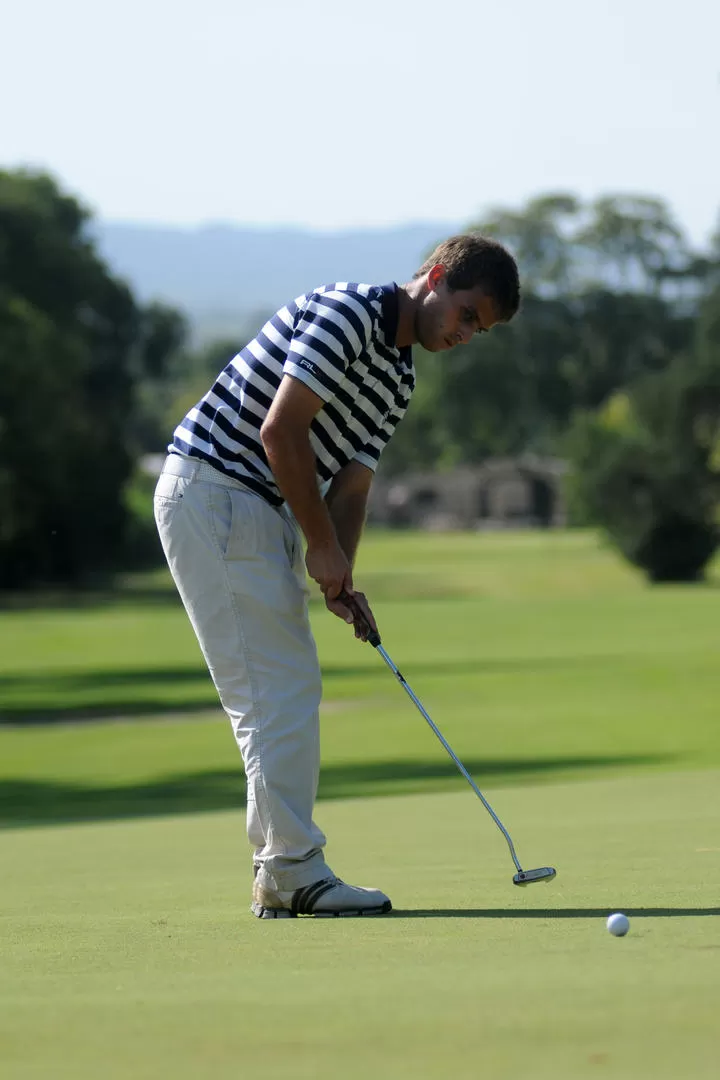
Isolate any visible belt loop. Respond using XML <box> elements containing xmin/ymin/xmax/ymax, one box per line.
<box><xmin>161</xmin><ymin>454</ymin><xmax>199</xmax><ymax>480</ymax></box>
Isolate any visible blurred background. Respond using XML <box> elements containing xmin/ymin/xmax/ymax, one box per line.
<box><xmin>1</xmin><ymin>0</ymin><xmax>719</xmax><ymax>823</ymax></box>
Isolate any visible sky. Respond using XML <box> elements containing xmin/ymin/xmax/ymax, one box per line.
<box><xmin>2</xmin><ymin>0</ymin><xmax>719</xmax><ymax>245</ymax></box>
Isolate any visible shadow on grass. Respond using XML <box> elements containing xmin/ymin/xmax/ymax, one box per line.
<box><xmin>0</xmin><ymin>585</ymin><xmax>183</xmax><ymax>612</ymax></box>
<box><xmin>3</xmin><ymin>568</ymin><xmax>719</xmax><ymax>614</ymax></box>
<box><xmin>1</xmin><ymin>652</ymin><xmax>645</xmax><ymax>724</ymax></box>
<box><xmin>0</xmin><ymin>582</ymin><xmax>487</xmax><ymax>614</ymax></box>
<box><xmin>0</xmin><ymin>585</ymin><xmax>466</xmax><ymax>613</ymax></box>
<box><xmin>0</xmin><ymin>667</ymin><xmax>220</xmax><ymax>723</ymax></box>
<box><xmin>0</xmin><ymin>752</ymin><xmax>669</xmax><ymax>829</ymax></box>
<box><xmin>391</xmin><ymin>908</ymin><xmax>720</xmax><ymax>919</ymax></box>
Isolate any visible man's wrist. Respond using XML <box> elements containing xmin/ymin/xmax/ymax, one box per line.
<box><xmin>327</xmin><ymin>491</ymin><xmax>368</xmax><ymax>569</ymax></box>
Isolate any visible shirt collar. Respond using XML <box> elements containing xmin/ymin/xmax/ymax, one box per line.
<box><xmin>379</xmin><ymin>282</ymin><xmax>411</xmax><ymax>363</ymax></box>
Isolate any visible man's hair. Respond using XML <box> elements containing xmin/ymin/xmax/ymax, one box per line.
<box><xmin>414</xmin><ymin>234</ymin><xmax>520</xmax><ymax>321</ymax></box>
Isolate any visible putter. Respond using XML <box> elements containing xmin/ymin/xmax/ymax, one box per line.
<box><xmin>338</xmin><ymin>591</ymin><xmax>557</xmax><ymax>888</ymax></box>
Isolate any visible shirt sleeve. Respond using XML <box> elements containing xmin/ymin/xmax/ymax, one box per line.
<box><xmin>283</xmin><ymin>290</ymin><xmax>373</xmax><ymax>401</ymax></box>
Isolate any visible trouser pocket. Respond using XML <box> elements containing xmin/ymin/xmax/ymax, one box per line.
<box><xmin>208</xmin><ymin>486</ymin><xmax>261</xmax><ymax>561</ymax></box>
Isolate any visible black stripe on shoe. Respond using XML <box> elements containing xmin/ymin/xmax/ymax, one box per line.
<box><xmin>300</xmin><ymin>880</ymin><xmax>339</xmax><ymax>914</ymax></box>
<box><xmin>291</xmin><ymin>878</ymin><xmax>337</xmax><ymax>916</ymax></box>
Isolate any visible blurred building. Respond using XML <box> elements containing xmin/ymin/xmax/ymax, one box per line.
<box><xmin>369</xmin><ymin>458</ymin><xmax>567</xmax><ymax>530</ymax></box>
<box><xmin>141</xmin><ymin>454</ymin><xmax>568</xmax><ymax>530</ymax></box>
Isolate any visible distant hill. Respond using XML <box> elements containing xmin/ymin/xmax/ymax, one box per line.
<box><xmin>93</xmin><ymin>221</ymin><xmax>459</xmax><ymax>340</ymax></box>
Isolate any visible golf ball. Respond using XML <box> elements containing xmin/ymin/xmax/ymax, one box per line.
<box><xmin>607</xmin><ymin>912</ymin><xmax>630</xmax><ymax>937</ymax></box>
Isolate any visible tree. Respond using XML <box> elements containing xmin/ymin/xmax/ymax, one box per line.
<box><xmin>566</xmin><ymin>288</ymin><xmax>695</xmax><ymax>407</ymax></box>
<box><xmin>577</xmin><ymin>195</ymin><xmax>689</xmax><ymax>293</ymax></box>
<box><xmin>129</xmin><ymin>303</ymin><xmax>191</xmax><ymax>453</ymax></box>
<box><xmin>384</xmin><ymin>193</ymin><xmax>713</xmax><ymax>478</ymax></box>
<box><xmin>0</xmin><ymin>169</ymin><xmax>184</xmax><ymax>587</ymax></box>
<box><xmin>136</xmin><ymin>302</ymin><xmax>189</xmax><ymax>380</ymax></box>
<box><xmin>474</xmin><ymin>193</ymin><xmax>580</xmax><ymax>295</ymax></box>
<box><xmin>565</xmin><ymin>324</ymin><xmax>720</xmax><ymax>582</ymax></box>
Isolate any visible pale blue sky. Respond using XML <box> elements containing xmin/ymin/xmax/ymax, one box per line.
<box><xmin>2</xmin><ymin>0</ymin><xmax>719</xmax><ymax>244</ymax></box>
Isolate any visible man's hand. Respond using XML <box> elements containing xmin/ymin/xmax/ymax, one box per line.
<box><xmin>306</xmin><ymin>540</ymin><xmax>353</xmax><ymax>617</ymax></box>
<box><xmin>305</xmin><ymin>542</ymin><xmax>378</xmax><ymax>640</ymax></box>
<box><xmin>333</xmin><ymin>589</ymin><xmax>378</xmax><ymax>642</ymax></box>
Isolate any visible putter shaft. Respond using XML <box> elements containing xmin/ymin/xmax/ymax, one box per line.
<box><xmin>337</xmin><ymin>590</ymin><xmax>555</xmax><ymax>885</ymax></box>
<box><xmin>374</xmin><ymin>642</ymin><xmax>524</xmax><ymax>874</ymax></box>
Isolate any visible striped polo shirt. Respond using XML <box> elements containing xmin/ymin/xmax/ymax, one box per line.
<box><xmin>170</xmin><ymin>282</ymin><xmax>415</xmax><ymax>507</ymax></box>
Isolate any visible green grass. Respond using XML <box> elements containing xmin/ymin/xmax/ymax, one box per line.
<box><xmin>1</xmin><ymin>770</ymin><xmax>719</xmax><ymax>1079</ymax></box>
<box><xmin>2</xmin><ymin>530</ymin><xmax>720</xmax><ymax>824</ymax></box>
<box><xmin>3</xmin><ymin>529</ymin><xmax>720</xmax><ymax>1077</ymax></box>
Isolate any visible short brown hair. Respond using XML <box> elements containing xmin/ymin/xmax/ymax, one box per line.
<box><xmin>415</xmin><ymin>234</ymin><xmax>520</xmax><ymax>321</ymax></box>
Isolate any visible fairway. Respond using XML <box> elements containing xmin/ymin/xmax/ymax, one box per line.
<box><xmin>2</xmin><ymin>529</ymin><xmax>720</xmax><ymax>1078</ymax></box>
<box><xmin>2</xmin><ymin>770</ymin><xmax>719</xmax><ymax>1079</ymax></box>
<box><xmin>2</xmin><ymin>531</ymin><xmax>720</xmax><ymax>825</ymax></box>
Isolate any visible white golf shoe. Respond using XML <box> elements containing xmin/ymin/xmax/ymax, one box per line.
<box><xmin>251</xmin><ymin>876</ymin><xmax>392</xmax><ymax>919</ymax></box>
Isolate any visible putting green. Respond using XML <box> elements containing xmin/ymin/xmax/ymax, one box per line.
<box><xmin>2</xmin><ymin>769</ymin><xmax>719</xmax><ymax>1079</ymax></box>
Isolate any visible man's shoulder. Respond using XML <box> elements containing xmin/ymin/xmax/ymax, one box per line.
<box><xmin>309</xmin><ymin>281</ymin><xmax>384</xmax><ymax>309</ymax></box>
<box><xmin>297</xmin><ymin>282</ymin><xmax>388</xmax><ymax>337</ymax></box>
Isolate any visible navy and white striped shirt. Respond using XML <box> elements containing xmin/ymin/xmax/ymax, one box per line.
<box><xmin>171</xmin><ymin>282</ymin><xmax>415</xmax><ymax>507</ymax></box>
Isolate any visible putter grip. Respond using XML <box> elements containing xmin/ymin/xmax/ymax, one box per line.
<box><xmin>337</xmin><ymin>590</ymin><xmax>381</xmax><ymax>647</ymax></box>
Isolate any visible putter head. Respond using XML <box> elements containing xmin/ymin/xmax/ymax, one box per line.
<box><xmin>513</xmin><ymin>867</ymin><xmax>557</xmax><ymax>887</ymax></box>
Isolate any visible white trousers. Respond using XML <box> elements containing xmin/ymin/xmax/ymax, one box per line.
<box><xmin>154</xmin><ymin>454</ymin><xmax>329</xmax><ymax>891</ymax></box>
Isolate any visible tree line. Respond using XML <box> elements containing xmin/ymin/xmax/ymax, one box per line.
<box><xmin>0</xmin><ymin>169</ymin><xmax>185</xmax><ymax>587</ymax></box>
<box><xmin>1</xmin><ymin>170</ymin><xmax>719</xmax><ymax>587</ymax></box>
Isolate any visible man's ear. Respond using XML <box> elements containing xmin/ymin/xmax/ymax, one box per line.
<box><xmin>427</xmin><ymin>264</ymin><xmax>446</xmax><ymax>292</ymax></box>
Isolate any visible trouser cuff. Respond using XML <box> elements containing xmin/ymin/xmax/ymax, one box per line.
<box><xmin>255</xmin><ymin>851</ymin><xmax>330</xmax><ymax>892</ymax></box>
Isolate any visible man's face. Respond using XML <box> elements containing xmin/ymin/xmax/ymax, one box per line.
<box><xmin>414</xmin><ymin>265</ymin><xmax>500</xmax><ymax>352</ymax></box>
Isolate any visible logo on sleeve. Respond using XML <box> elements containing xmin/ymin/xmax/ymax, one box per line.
<box><xmin>298</xmin><ymin>358</ymin><xmax>317</xmax><ymax>374</ymax></box>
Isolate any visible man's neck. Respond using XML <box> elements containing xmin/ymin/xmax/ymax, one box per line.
<box><xmin>395</xmin><ymin>280</ymin><xmax>425</xmax><ymax>348</ymax></box>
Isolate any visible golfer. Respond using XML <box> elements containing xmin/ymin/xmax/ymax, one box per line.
<box><xmin>154</xmin><ymin>234</ymin><xmax>520</xmax><ymax>918</ymax></box>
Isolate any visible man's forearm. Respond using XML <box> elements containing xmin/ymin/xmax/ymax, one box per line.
<box><xmin>325</xmin><ymin>487</ymin><xmax>369</xmax><ymax>568</ymax></box>
<box><xmin>261</xmin><ymin>426</ymin><xmax>337</xmax><ymax>549</ymax></box>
